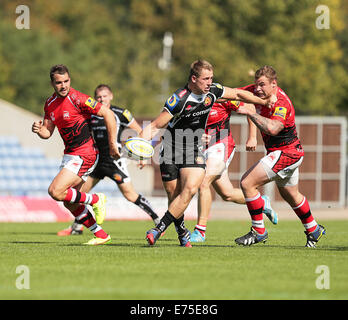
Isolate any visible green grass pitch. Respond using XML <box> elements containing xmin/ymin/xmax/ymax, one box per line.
<box><xmin>1</xmin><ymin>220</ymin><xmax>347</xmax><ymax>300</ymax></box>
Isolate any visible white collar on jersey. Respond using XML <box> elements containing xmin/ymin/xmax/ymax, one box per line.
<box><xmin>189</xmin><ymin>92</ymin><xmax>207</xmax><ymax>103</ymax></box>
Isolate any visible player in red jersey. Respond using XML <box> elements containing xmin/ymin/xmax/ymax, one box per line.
<box><xmin>191</xmin><ymin>100</ymin><xmax>278</xmax><ymax>242</ymax></box>
<box><xmin>234</xmin><ymin>65</ymin><xmax>326</xmax><ymax>247</ymax></box>
<box><xmin>32</xmin><ymin>64</ymin><xmax>119</xmax><ymax>245</ymax></box>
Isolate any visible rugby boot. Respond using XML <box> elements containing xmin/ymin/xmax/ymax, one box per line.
<box><xmin>92</xmin><ymin>193</ymin><xmax>107</xmax><ymax>225</ymax></box>
<box><xmin>262</xmin><ymin>195</ymin><xmax>278</xmax><ymax>225</ymax></box>
<box><xmin>305</xmin><ymin>224</ymin><xmax>326</xmax><ymax>248</ymax></box>
<box><xmin>235</xmin><ymin>228</ymin><xmax>268</xmax><ymax>246</ymax></box>
<box><xmin>57</xmin><ymin>221</ymin><xmax>83</xmax><ymax>236</ymax></box>
<box><xmin>178</xmin><ymin>228</ymin><xmax>192</xmax><ymax>247</ymax></box>
<box><xmin>83</xmin><ymin>235</ymin><xmax>111</xmax><ymax>246</ymax></box>
<box><xmin>146</xmin><ymin>227</ymin><xmax>162</xmax><ymax>246</ymax></box>
<box><xmin>190</xmin><ymin>229</ymin><xmax>206</xmax><ymax>243</ymax></box>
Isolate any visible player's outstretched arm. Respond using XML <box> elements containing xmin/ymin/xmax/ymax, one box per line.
<box><xmin>236</xmin><ymin>104</ymin><xmax>284</xmax><ymax>136</ymax></box>
<box><xmin>223</xmin><ymin>87</ymin><xmax>275</xmax><ymax>107</ymax></box>
<box><xmin>139</xmin><ymin>110</ymin><xmax>173</xmax><ymax>141</ymax></box>
<box><xmin>32</xmin><ymin>119</ymin><xmax>55</xmax><ymax>139</ymax></box>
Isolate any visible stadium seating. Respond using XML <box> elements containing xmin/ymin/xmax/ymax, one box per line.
<box><xmin>0</xmin><ymin>135</ymin><xmax>121</xmax><ymax>197</ymax></box>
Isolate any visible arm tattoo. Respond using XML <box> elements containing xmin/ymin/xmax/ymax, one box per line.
<box><xmin>248</xmin><ymin>113</ymin><xmax>284</xmax><ymax>136</ymax></box>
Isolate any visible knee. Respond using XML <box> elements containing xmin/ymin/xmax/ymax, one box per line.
<box><xmin>220</xmin><ymin>193</ymin><xmax>231</xmax><ymax>202</ymax></box>
<box><xmin>199</xmin><ymin>181</ymin><xmax>210</xmax><ymax>194</ymax></box>
<box><xmin>184</xmin><ymin>185</ymin><xmax>199</xmax><ymax>198</ymax></box>
<box><xmin>48</xmin><ymin>185</ymin><xmax>64</xmax><ymax>201</ymax></box>
<box><xmin>239</xmin><ymin>178</ymin><xmax>249</xmax><ymax>193</ymax></box>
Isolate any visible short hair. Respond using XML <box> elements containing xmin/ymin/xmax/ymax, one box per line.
<box><xmin>94</xmin><ymin>84</ymin><xmax>112</xmax><ymax>97</ymax></box>
<box><xmin>255</xmin><ymin>65</ymin><xmax>277</xmax><ymax>82</ymax></box>
<box><xmin>50</xmin><ymin>64</ymin><xmax>70</xmax><ymax>81</ymax></box>
<box><xmin>189</xmin><ymin>60</ymin><xmax>213</xmax><ymax>81</ymax></box>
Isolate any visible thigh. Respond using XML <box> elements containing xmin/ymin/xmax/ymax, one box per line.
<box><xmin>240</xmin><ymin>161</ymin><xmax>271</xmax><ymax>195</ymax></box>
<box><xmin>212</xmin><ymin>169</ymin><xmax>233</xmax><ymax>194</ymax></box>
<box><xmin>205</xmin><ymin>156</ymin><xmax>227</xmax><ymax>177</ymax></box>
<box><xmin>179</xmin><ymin>167</ymin><xmax>206</xmax><ymax>192</ymax></box>
<box><xmin>49</xmin><ymin>167</ymin><xmax>83</xmax><ymax>195</ymax></box>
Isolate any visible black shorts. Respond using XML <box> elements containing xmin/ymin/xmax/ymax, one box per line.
<box><xmin>159</xmin><ymin>144</ymin><xmax>206</xmax><ymax>181</ymax></box>
<box><xmin>90</xmin><ymin>157</ymin><xmax>130</xmax><ymax>184</ymax></box>
<box><xmin>160</xmin><ymin>162</ymin><xmax>206</xmax><ymax>182</ymax></box>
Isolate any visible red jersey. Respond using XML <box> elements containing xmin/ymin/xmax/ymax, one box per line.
<box><xmin>241</xmin><ymin>84</ymin><xmax>302</xmax><ymax>152</ymax></box>
<box><xmin>205</xmin><ymin>100</ymin><xmax>241</xmax><ymax>149</ymax></box>
<box><xmin>44</xmin><ymin>87</ymin><xmax>102</xmax><ymax>156</ymax></box>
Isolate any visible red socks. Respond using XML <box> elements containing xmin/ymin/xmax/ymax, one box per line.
<box><xmin>246</xmin><ymin>193</ymin><xmax>265</xmax><ymax>234</ymax></box>
<box><xmin>71</xmin><ymin>205</ymin><xmax>108</xmax><ymax>239</ymax></box>
<box><xmin>292</xmin><ymin>197</ymin><xmax>317</xmax><ymax>233</ymax></box>
<box><xmin>194</xmin><ymin>224</ymin><xmax>206</xmax><ymax>237</ymax></box>
<box><xmin>64</xmin><ymin>188</ymin><xmax>99</xmax><ymax>205</ymax></box>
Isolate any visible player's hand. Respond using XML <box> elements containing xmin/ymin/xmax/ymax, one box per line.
<box><xmin>138</xmin><ymin>159</ymin><xmax>145</xmax><ymax>170</ymax></box>
<box><xmin>109</xmin><ymin>144</ymin><xmax>121</xmax><ymax>160</ymax></box>
<box><xmin>246</xmin><ymin>137</ymin><xmax>257</xmax><ymax>152</ymax></box>
<box><xmin>32</xmin><ymin>120</ymin><xmax>43</xmax><ymax>134</ymax></box>
<box><xmin>201</xmin><ymin>133</ymin><xmax>212</xmax><ymax>144</ymax></box>
<box><xmin>236</xmin><ymin>103</ymin><xmax>256</xmax><ymax>115</ymax></box>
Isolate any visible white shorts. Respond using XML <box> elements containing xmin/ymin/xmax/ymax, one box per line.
<box><xmin>260</xmin><ymin>150</ymin><xmax>303</xmax><ymax>187</ymax></box>
<box><xmin>203</xmin><ymin>143</ymin><xmax>235</xmax><ymax>176</ymax></box>
<box><xmin>203</xmin><ymin>143</ymin><xmax>235</xmax><ymax>168</ymax></box>
<box><xmin>59</xmin><ymin>154</ymin><xmax>99</xmax><ymax>182</ymax></box>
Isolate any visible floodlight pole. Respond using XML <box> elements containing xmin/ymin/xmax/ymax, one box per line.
<box><xmin>158</xmin><ymin>32</ymin><xmax>174</xmax><ymax>101</ymax></box>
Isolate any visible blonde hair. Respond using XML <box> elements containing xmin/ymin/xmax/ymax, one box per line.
<box><xmin>189</xmin><ymin>60</ymin><xmax>213</xmax><ymax>81</ymax></box>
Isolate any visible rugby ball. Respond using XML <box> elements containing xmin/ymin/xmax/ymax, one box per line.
<box><xmin>124</xmin><ymin>137</ymin><xmax>154</xmax><ymax>160</ymax></box>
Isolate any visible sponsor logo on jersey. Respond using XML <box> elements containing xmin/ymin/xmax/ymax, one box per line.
<box><xmin>63</xmin><ymin>111</ymin><xmax>70</xmax><ymax>119</ymax></box>
<box><xmin>178</xmin><ymin>89</ymin><xmax>187</xmax><ymax>98</ymax></box>
<box><xmin>229</xmin><ymin>100</ymin><xmax>240</xmax><ymax>109</ymax></box>
<box><xmin>113</xmin><ymin>173</ymin><xmax>123</xmax><ymax>182</ymax></box>
<box><xmin>123</xmin><ymin>109</ymin><xmax>133</xmax><ymax>122</ymax></box>
<box><xmin>273</xmin><ymin>106</ymin><xmax>287</xmax><ymax>119</ymax></box>
<box><xmin>166</xmin><ymin>93</ymin><xmax>180</xmax><ymax>110</ymax></box>
<box><xmin>85</xmin><ymin>97</ymin><xmax>97</xmax><ymax>109</ymax></box>
<box><xmin>204</xmin><ymin>96</ymin><xmax>212</xmax><ymax>106</ymax></box>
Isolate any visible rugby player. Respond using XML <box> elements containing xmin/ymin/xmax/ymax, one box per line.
<box><xmin>139</xmin><ymin>60</ymin><xmax>275</xmax><ymax>247</ymax></box>
<box><xmin>57</xmin><ymin>84</ymin><xmax>161</xmax><ymax>236</ymax></box>
<box><xmin>191</xmin><ymin>100</ymin><xmax>278</xmax><ymax>243</ymax></box>
<box><xmin>32</xmin><ymin>65</ymin><xmax>119</xmax><ymax>245</ymax></box>
<box><xmin>234</xmin><ymin>65</ymin><xmax>326</xmax><ymax>247</ymax></box>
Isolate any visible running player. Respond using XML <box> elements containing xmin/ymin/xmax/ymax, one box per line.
<box><xmin>57</xmin><ymin>84</ymin><xmax>161</xmax><ymax>236</ymax></box>
<box><xmin>32</xmin><ymin>65</ymin><xmax>119</xmax><ymax>245</ymax></box>
<box><xmin>190</xmin><ymin>100</ymin><xmax>278</xmax><ymax>242</ymax></box>
<box><xmin>139</xmin><ymin>60</ymin><xmax>274</xmax><ymax>247</ymax></box>
<box><xmin>234</xmin><ymin>65</ymin><xmax>326</xmax><ymax>247</ymax></box>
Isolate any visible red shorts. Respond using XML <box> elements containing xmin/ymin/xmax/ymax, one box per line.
<box><xmin>59</xmin><ymin>153</ymin><xmax>99</xmax><ymax>181</ymax></box>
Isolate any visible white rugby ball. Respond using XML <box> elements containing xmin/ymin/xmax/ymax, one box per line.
<box><xmin>124</xmin><ymin>137</ymin><xmax>154</xmax><ymax>160</ymax></box>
